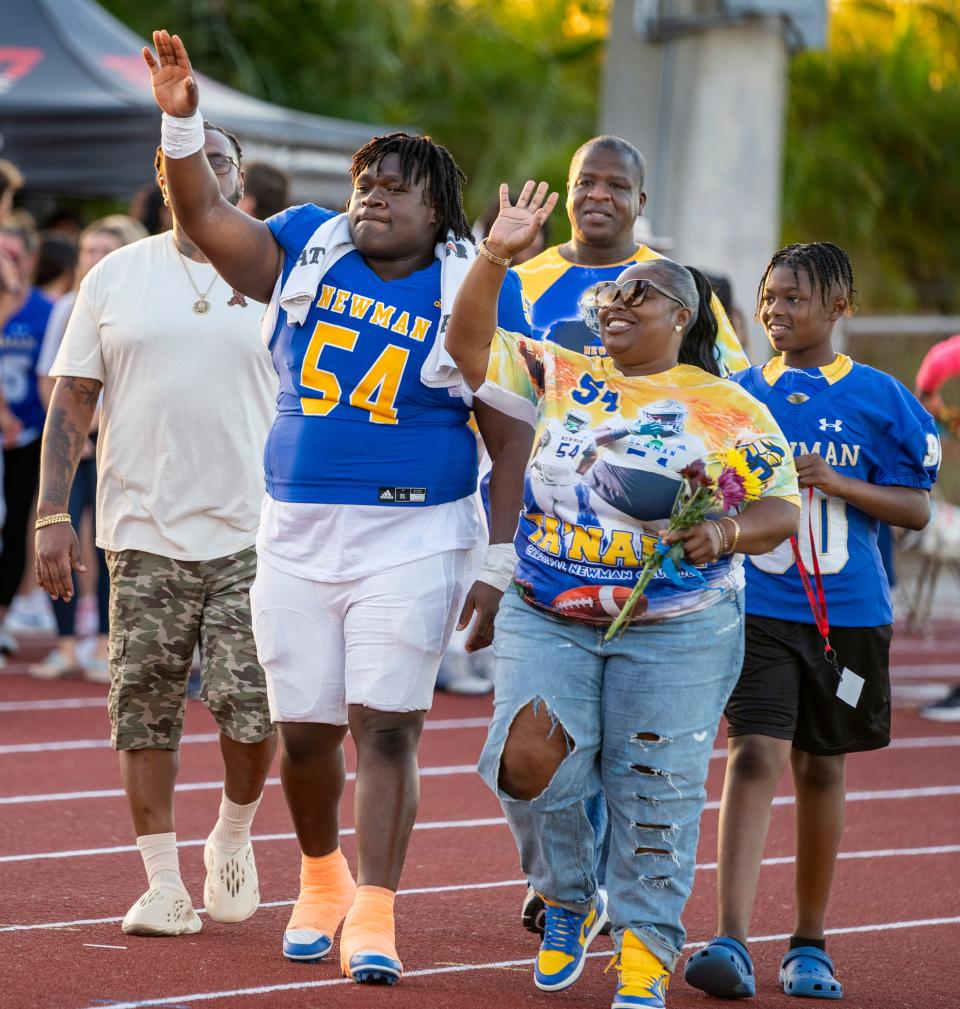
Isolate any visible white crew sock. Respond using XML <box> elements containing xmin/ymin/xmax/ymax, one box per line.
<box><xmin>136</xmin><ymin>832</ymin><xmax>184</xmax><ymax>890</ymax></box>
<box><xmin>207</xmin><ymin>792</ymin><xmax>262</xmax><ymax>855</ymax></box>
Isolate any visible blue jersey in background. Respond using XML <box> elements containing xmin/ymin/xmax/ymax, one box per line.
<box><xmin>1</xmin><ymin>288</ymin><xmax>53</xmax><ymax>444</ymax></box>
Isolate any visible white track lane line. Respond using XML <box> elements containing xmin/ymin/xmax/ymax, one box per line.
<box><xmin>0</xmin><ymin>763</ymin><xmax>478</xmax><ymax>805</ymax></box>
<box><xmin>6</xmin><ymin>728</ymin><xmax>960</xmax><ymax>757</ymax></box>
<box><xmin>3</xmin><ymin>728</ymin><xmax>958</xmax><ymax>779</ymax></box>
<box><xmin>1</xmin><ymin>661</ymin><xmax>953</xmax><ymax>713</ymax></box>
<box><xmin>0</xmin><ymin>717</ymin><xmax>492</xmax><ymax>754</ymax></box>
<box><xmin>4</xmin><ymin>844</ymin><xmax>958</xmax><ymax>934</ymax></box>
<box><xmin>0</xmin><ymin>815</ymin><xmax>506</xmax><ymax>864</ymax></box>
<box><xmin>72</xmin><ymin>915</ymin><xmax>960</xmax><ymax>1009</ymax></box>
<box><xmin>3</xmin><ymin>783</ymin><xmax>960</xmax><ymax>865</ymax></box>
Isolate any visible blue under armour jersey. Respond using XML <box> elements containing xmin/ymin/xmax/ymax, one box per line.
<box><xmin>264</xmin><ymin>204</ymin><xmax>530</xmax><ymax>505</ymax></box>
<box><xmin>732</xmin><ymin>355</ymin><xmax>940</xmax><ymax>627</ymax></box>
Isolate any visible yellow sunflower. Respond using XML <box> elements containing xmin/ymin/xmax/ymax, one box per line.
<box><xmin>722</xmin><ymin>448</ymin><xmax>763</xmax><ymax>501</ymax></box>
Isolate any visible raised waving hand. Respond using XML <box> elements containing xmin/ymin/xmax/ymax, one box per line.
<box><xmin>142</xmin><ymin>30</ymin><xmax>199</xmax><ymax>118</ymax></box>
<box><xmin>485</xmin><ymin>182</ymin><xmax>559</xmax><ymax>261</ymax></box>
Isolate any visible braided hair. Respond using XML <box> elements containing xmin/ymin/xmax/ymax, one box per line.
<box><xmin>350</xmin><ymin>132</ymin><xmax>471</xmax><ymax>242</ymax></box>
<box><xmin>756</xmin><ymin>242</ymin><xmax>855</xmax><ymax>317</ymax></box>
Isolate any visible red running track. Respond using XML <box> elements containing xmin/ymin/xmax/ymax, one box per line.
<box><xmin>0</xmin><ymin>629</ymin><xmax>958</xmax><ymax>1009</ymax></box>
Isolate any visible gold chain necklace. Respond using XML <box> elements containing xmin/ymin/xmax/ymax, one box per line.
<box><xmin>173</xmin><ymin>238</ymin><xmax>219</xmax><ymax>315</ymax></box>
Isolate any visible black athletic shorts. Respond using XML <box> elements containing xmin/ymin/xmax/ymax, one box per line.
<box><xmin>725</xmin><ymin>615</ymin><xmax>893</xmax><ymax>756</ymax></box>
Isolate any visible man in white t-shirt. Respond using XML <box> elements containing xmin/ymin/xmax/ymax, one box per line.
<box><xmin>34</xmin><ymin>123</ymin><xmax>278</xmax><ymax>938</ymax></box>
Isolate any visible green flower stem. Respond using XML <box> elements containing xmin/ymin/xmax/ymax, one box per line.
<box><xmin>603</xmin><ymin>555</ymin><xmax>660</xmax><ymax>641</ymax></box>
<box><xmin>602</xmin><ymin>482</ymin><xmax>718</xmax><ymax>641</ymax></box>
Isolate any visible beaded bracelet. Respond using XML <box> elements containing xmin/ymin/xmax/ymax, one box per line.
<box><xmin>35</xmin><ymin>513</ymin><xmax>72</xmax><ymax>530</ymax></box>
<box><xmin>478</xmin><ymin>238</ymin><xmax>512</xmax><ymax>267</ymax></box>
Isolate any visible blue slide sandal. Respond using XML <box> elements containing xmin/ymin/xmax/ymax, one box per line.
<box><xmin>779</xmin><ymin>947</ymin><xmax>843</xmax><ymax>999</ymax></box>
<box><xmin>684</xmin><ymin>936</ymin><xmax>756</xmax><ymax>998</ymax></box>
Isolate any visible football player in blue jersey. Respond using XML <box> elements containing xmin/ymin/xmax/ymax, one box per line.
<box><xmin>513</xmin><ymin>136</ymin><xmax>749</xmax><ymax>375</ymax></box>
<box><xmin>144</xmin><ymin>30</ymin><xmax>531</xmax><ymax>984</ymax></box>
<box><xmin>684</xmin><ymin>243</ymin><xmax>939</xmax><ymax>1001</ymax></box>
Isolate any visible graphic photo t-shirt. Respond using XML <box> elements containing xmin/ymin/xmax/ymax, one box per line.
<box><xmin>478</xmin><ymin>330</ymin><xmax>799</xmax><ymax>622</ymax></box>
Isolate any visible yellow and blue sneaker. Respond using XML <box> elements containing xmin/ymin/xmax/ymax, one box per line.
<box><xmin>608</xmin><ymin>931</ymin><xmax>670</xmax><ymax>1008</ymax></box>
<box><xmin>533</xmin><ymin>891</ymin><xmax>608</xmax><ymax>992</ymax></box>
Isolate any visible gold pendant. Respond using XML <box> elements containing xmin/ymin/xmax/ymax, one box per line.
<box><xmin>193</xmin><ymin>299</ymin><xmax>210</xmax><ymax>315</ymax></box>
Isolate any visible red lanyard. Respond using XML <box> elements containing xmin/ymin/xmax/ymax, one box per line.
<box><xmin>789</xmin><ymin>487</ymin><xmax>840</xmax><ymax>676</ymax></box>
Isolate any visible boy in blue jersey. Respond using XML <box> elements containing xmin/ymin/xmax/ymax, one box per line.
<box><xmin>684</xmin><ymin>244</ymin><xmax>939</xmax><ymax>1001</ymax></box>
<box><xmin>144</xmin><ymin>31</ymin><xmax>530</xmax><ymax>984</ymax></box>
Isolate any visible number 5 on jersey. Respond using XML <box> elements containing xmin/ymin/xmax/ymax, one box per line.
<box><xmin>300</xmin><ymin>320</ymin><xmax>410</xmax><ymax>425</ymax></box>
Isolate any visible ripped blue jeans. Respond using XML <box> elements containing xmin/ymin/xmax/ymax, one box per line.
<box><xmin>478</xmin><ymin>588</ymin><xmax>744</xmax><ymax>972</ymax></box>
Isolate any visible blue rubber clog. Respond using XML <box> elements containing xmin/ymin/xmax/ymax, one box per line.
<box><xmin>684</xmin><ymin>936</ymin><xmax>756</xmax><ymax>998</ymax></box>
<box><xmin>779</xmin><ymin>946</ymin><xmax>843</xmax><ymax>999</ymax></box>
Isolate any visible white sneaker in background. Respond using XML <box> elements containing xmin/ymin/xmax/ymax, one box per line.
<box><xmin>29</xmin><ymin>649</ymin><xmax>78</xmax><ymax>680</ymax></box>
<box><xmin>5</xmin><ymin>590</ymin><xmax>57</xmax><ymax>633</ymax></box>
<box><xmin>0</xmin><ymin>629</ymin><xmax>18</xmax><ymax>656</ymax></box>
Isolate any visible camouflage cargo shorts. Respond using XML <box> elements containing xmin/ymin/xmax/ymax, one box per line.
<box><xmin>105</xmin><ymin>546</ymin><xmax>274</xmax><ymax>750</ymax></box>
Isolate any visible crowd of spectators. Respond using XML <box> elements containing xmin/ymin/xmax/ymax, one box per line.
<box><xmin>0</xmin><ymin>155</ymin><xmax>291</xmax><ymax>675</ymax></box>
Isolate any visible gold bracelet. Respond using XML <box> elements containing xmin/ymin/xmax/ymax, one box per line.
<box><xmin>721</xmin><ymin>516</ymin><xmax>741</xmax><ymax>554</ymax></box>
<box><xmin>478</xmin><ymin>238</ymin><xmax>512</xmax><ymax>267</ymax></box>
<box><xmin>35</xmin><ymin>513</ymin><xmax>72</xmax><ymax>530</ymax></box>
<box><xmin>710</xmin><ymin>519</ymin><xmax>728</xmax><ymax>555</ymax></box>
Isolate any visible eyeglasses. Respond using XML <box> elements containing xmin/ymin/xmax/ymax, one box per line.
<box><xmin>206</xmin><ymin>154</ymin><xmax>240</xmax><ymax>176</ymax></box>
<box><xmin>594</xmin><ymin>278</ymin><xmax>687</xmax><ymax>310</ymax></box>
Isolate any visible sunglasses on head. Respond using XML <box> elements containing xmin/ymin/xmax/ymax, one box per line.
<box><xmin>594</xmin><ymin>278</ymin><xmax>687</xmax><ymax>310</ymax></box>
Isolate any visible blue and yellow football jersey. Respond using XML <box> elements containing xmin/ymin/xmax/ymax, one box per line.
<box><xmin>515</xmin><ymin>245</ymin><xmax>750</xmax><ymax>375</ymax></box>
<box><xmin>265</xmin><ymin>204</ymin><xmax>530</xmax><ymax>505</ymax></box>
<box><xmin>732</xmin><ymin>355</ymin><xmax>940</xmax><ymax>627</ymax></box>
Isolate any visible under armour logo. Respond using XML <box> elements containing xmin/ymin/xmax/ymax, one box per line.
<box><xmin>818</xmin><ymin>418</ymin><xmax>843</xmax><ymax>432</ymax></box>
<box><xmin>227</xmin><ymin>289</ymin><xmax>248</xmax><ymax>308</ymax></box>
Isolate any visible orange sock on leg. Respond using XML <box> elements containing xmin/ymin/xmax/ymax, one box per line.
<box><xmin>286</xmin><ymin>848</ymin><xmax>357</xmax><ymax>939</ymax></box>
<box><xmin>340</xmin><ymin>885</ymin><xmax>403</xmax><ymax>981</ymax></box>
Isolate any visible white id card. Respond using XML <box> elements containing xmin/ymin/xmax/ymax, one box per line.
<box><xmin>836</xmin><ymin>667</ymin><xmax>865</xmax><ymax>708</ymax></box>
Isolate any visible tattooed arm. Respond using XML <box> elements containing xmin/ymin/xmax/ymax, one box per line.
<box><xmin>34</xmin><ymin>376</ymin><xmax>102</xmax><ymax>601</ymax></box>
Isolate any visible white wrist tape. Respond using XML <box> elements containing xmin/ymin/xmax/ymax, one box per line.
<box><xmin>476</xmin><ymin>542</ymin><xmax>517</xmax><ymax>593</ymax></box>
<box><xmin>161</xmin><ymin>110</ymin><xmax>205</xmax><ymax>159</ymax></box>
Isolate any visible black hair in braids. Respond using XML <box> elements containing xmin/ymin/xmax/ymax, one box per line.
<box><xmin>680</xmin><ymin>266</ymin><xmax>721</xmax><ymax>376</ymax></box>
<box><xmin>350</xmin><ymin>132</ymin><xmax>471</xmax><ymax>243</ymax></box>
<box><xmin>755</xmin><ymin>242</ymin><xmax>855</xmax><ymax>317</ymax></box>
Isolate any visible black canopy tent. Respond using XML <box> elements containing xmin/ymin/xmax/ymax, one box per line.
<box><xmin>0</xmin><ymin>0</ymin><xmax>392</xmax><ymax>205</ymax></box>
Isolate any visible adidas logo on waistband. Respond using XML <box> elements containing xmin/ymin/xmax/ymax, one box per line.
<box><xmin>379</xmin><ymin>487</ymin><xmax>427</xmax><ymax>503</ymax></box>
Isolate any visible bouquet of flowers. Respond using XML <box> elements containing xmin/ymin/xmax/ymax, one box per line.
<box><xmin>604</xmin><ymin>449</ymin><xmax>761</xmax><ymax>640</ymax></box>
